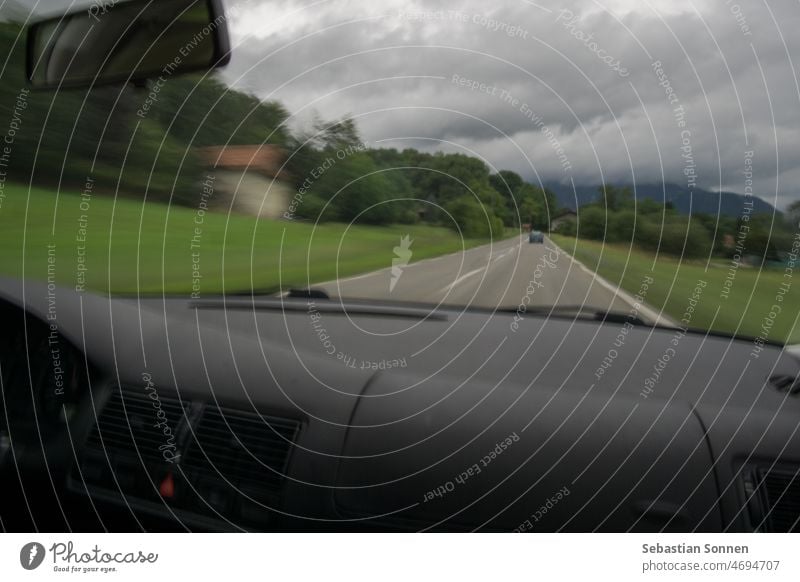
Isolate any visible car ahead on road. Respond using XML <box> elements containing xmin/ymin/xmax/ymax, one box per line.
<box><xmin>529</xmin><ymin>230</ymin><xmax>545</xmax><ymax>243</ymax></box>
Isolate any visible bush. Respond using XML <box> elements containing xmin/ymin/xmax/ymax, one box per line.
<box><xmin>444</xmin><ymin>196</ymin><xmax>503</xmax><ymax>238</ymax></box>
<box><xmin>572</xmin><ymin>207</ymin><xmax>714</xmax><ymax>259</ymax></box>
<box><xmin>293</xmin><ymin>193</ymin><xmax>329</xmax><ymax>221</ymax></box>
<box><xmin>296</xmin><ymin>152</ymin><xmax>400</xmax><ymax>225</ymax></box>
<box><xmin>633</xmin><ymin>216</ymin><xmax>661</xmax><ymax>249</ymax></box>
<box><xmin>553</xmin><ymin>219</ymin><xmax>577</xmax><ymax>236</ymax></box>
<box><xmin>608</xmin><ymin>209</ymin><xmax>637</xmax><ymax>243</ymax></box>
<box><xmin>649</xmin><ymin>217</ymin><xmax>712</xmax><ymax>258</ymax></box>
<box><xmin>576</xmin><ymin>206</ymin><xmax>607</xmax><ymax>240</ymax></box>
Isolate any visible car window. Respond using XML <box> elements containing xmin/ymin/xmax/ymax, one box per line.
<box><xmin>0</xmin><ymin>0</ymin><xmax>797</xmax><ymax>344</ymax></box>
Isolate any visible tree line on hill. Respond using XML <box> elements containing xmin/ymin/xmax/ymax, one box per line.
<box><xmin>553</xmin><ymin>185</ymin><xmax>797</xmax><ymax>261</ymax></box>
<box><xmin>543</xmin><ymin>181</ymin><xmax>779</xmax><ymax>216</ymax></box>
<box><xmin>285</xmin><ymin>117</ymin><xmax>555</xmax><ymax>236</ymax></box>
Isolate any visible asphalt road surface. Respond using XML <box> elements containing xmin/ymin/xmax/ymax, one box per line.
<box><xmin>318</xmin><ymin>235</ymin><xmax>670</xmax><ymax>325</ymax></box>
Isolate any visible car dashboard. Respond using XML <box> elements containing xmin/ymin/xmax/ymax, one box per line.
<box><xmin>0</xmin><ymin>276</ymin><xmax>799</xmax><ymax>532</ymax></box>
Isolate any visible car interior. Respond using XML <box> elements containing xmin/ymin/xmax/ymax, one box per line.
<box><xmin>0</xmin><ymin>0</ymin><xmax>799</xmax><ymax>534</ymax></box>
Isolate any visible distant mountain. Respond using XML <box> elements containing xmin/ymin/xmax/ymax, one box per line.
<box><xmin>544</xmin><ymin>182</ymin><xmax>778</xmax><ymax>217</ymax></box>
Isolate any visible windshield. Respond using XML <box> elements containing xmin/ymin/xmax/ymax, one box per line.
<box><xmin>0</xmin><ymin>0</ymin><xmax>798</xmax><ymax>344</ymax></box>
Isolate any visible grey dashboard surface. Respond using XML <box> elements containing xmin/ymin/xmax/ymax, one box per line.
<box><xmin>1</xmin><ymin>277</ymin><xmax>798</xmax><ymax>531</ymax></box>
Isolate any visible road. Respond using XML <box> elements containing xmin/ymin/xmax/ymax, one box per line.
<box><xmin>317</xmin><ymin>235</ymin><xmax>671</xmax><ymax>325</ymax></box>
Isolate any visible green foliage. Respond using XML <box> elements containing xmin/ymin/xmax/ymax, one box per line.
<box><xmin>553</xmin><ymin>217</ymin><xmax>577</xmax><ymax>236</ymax></box>
<box><xmin>608</xmin><ymin>209</ymin><xmax>637</xmax><ymax>242</ymax></box>
<box><xmin>598</xmin><ymin>184</ymin><xmax>619</xmax><ymax>211</ymax></box>
<box><xmin>516</xmin><ymin>183</ymin><xmax>555</xmax><ymax>229</ymax></box>
<box><xmin>0</xmin><ymin>183</ymin><xmax>491</xmax><ymax>295</ymax></box>
<box><xmin>294</xmin><ymin>194</ymin><xmax>328</xmax><ymax>221</ymax></box>
<box><xmin>573</xmin><ymin>183</ymin><xmax>796</xmax><ymax>260</ymax></box>
<box><xmin>636</xmin><ymin>198</ymin><xmax>666</xmax><ymax>216</ymax></box>
<box><xmin>146</xmin><ymin>75</ymin><xmax>290</xmax><ymax>147</ymax></box>
<box><xmin>287</xmin><ymin>119</ymin><xmax>417</xmax><ymax>225</ymax></box>
<box><xmin>650</xmin><ymin>217</ymin><xmax>712</xmax><ymax>258</ymax></box>
<box><xmin>692</xmin><ymin>213</ymin><xmax>737</xmax><ymax>256</ymax></box>
<box><xmin>444</xmin><ymin>196</ymin><xmax>503</xmax><ymax>238</ymax></box>
<box><xmin>321</xmin><ymin>154</ymin><xmax>397</xmax><ymax>224</ymax></box>
<box><xmin>417</xmin><ymin>152</ymin><xmax>492</xmax><ymax>205</ymax></box>
<box><xmin>577</xmin><ymin>206</ymin><xmax>607</xmax><ymax>240</ymax></box>
<box><xmin>122</xmin><ymin>118</ymin><xmax>204</xmax><ymax>205</ymax></box>
<box><xmin>745</xmin><ymin>214</ymin><xmax>790</xmax><ymax>261</ymax></box>
<box><xmin>489</xmin><ymin>170</ymin><xmax>524</xmax><ymax>200</ymax></box>
<box><xmin>632</xmin><ymin>215</ymin><xmax>661</xmax><ymax>248</ymax></box>
<box><xmin>363</xmin><ymin>147</ymin><xmax>511</xmax><ymax>231</ymax></box>
<box><xmin>551</xmin><ymin>233</ymin><xmax>800</xmax><ymax>344</ymax></box>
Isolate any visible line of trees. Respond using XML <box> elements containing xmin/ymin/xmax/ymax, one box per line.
<box><xmin>554</xmin><ymin>185</ymin><xmax>796</xmax><ymax>260</ymax></box>
<box><xmin>284</xmin><ymin>120</ymin><xmax>556</xmax><ymax>237</ymax></box>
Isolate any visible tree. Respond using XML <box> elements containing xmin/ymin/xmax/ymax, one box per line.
<box><xmin>315</xmin><ymin>117</ymin><xmax>361</xmax><ymax>151</ymax></box>
<box><xmin>637</xmin><ymin>198</ymin><xmax>664</xmax><ymax>216</ymax></box>
<box><xmin>633</xmin><ymin>216</ymin><xmax>661</xmax><ymax>249</ymax></box>
<box><xmin>618</xmin><ymin>185</ymin><xmax>634</xmax><ymax>209</ymax></box>
<box><xmin>660</xmin><ymin>217</ymin><xmax>712</xmax><ymax>258</ymax></box>
<box><xmin>444</xmin><ymin>196</ymin><xmax>503</xmax><ymax>238</ymax></box>
<box><xmin>598</xmin><ymin>184</ymin><xmax>619</xmax><ymax>211</ymax></box>
<box><xmin>577</xmin><ymin>206</ymin><xmax>607</xmax><ymax>240</ymax></box>
<box><xmin>746</xmin><ymin>214</ymin><xmax>791</xmax><ymax>260</ymax></box>
<box><xmin>516</xmin><ymin>183</ymin><xmax>554</xmax><ymax>229</ymax></box>
<box><xmin>417</xmin><ymin>153</ymin><xmax>491</xmax><ymax>207</ymax></box>
<box><xmin>150</xmin><ymin>76</ymin><xmax>290</xmax><ymax>147</ymax></box>
<box><xmin>489</xmin><ymin>170</ymin><xmax>524</xmax><ymax>200</ymax></box>
<box><xmin>608</xmin><ymin>209</ymin><xmax>637</xmax><ymax>243</ymax></box>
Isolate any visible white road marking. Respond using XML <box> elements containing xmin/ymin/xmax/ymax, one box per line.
<box><xmin>309</xmin><ymin>235</ymin><xmax>524</xmax><ymax>290</ymax></box>
<box><xmin>547</xmin><ymin>238</ymin><xmax>678</xmax><ymax>328</ymax></box>
<box><xmin>436</xmin><ymin>266</ymin><xmax>486</xmax><ymax>295</ymax></box>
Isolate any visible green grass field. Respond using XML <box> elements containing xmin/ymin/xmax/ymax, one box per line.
<box><xmin>550</xmin><ymin>234</ymin><xmax>800</xmax><ymax>344</ymax></box>
<box><xmin>0</xmin><ymin>183</ymin><xmax>496</xmax><ymax>296</ymax></box>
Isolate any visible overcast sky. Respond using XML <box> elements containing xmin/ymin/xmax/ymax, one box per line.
<box><xmin>220</xmin><ymin>0</ymin><xmax>800</xmax><ymax>209</ymax></box>
<box><xmin>5</xmin><ymin>0</ymin><xmax>800</xmax><ymax>208</ymax></box>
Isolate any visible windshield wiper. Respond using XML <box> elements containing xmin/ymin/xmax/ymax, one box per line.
<box><xmin>287</xmin><ymin>288</ymin><xmax>330</xmax><ymax>299</ymax></box>
<box><xmin>225</xmin><ymin>287</ymin><xmax>331</xmax><ymax>299</ymax></box>
<box><xmin>497</xmin><ymin>305</ymin><xmax>652</xmax><ymax>326</ymax></box>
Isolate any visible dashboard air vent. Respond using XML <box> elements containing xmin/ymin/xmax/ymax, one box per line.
<box><xmin>75</xmin><ymin>392</ymin><xmax>298</xmax><ymax>529</ymax></box>
<box><xmin>85</xmin><ymin>386</ymin><xmax>190</xmax><ymax>463</ymax></box>
<box><xmin>746</xmin><ymin>466</ymin><xmax>800</xmax><ymax>532</ymax></box>
<box><xmin>183</xmin><ymin>406</ymin><xmax>299</xmax><ymax>495</ymax></box>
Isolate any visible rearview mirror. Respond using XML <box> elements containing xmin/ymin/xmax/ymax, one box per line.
<box><xmin>27</xmin><ymin>0</ymin><xmax>231</xmax><ymax>89</ymax></box>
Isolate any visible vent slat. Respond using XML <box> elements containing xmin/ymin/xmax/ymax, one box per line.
<box><xmin>183</xmin><ymin>406</ymin><xmax>299</xmax><ymax>497</ymax></box>
<box><xmin>77</xmin><ymin>390</ymin><xmax>299</xmax><ymax>527</ymax></box>
<box><xmin>84</xmin><ymin>388</ymin><xmax>189</xmax><ymax>462</ymax></box>
<box><xmin>753</xmin><ymin>466</ymin><xmax>800</xmax><ymax>532</ymax></box>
